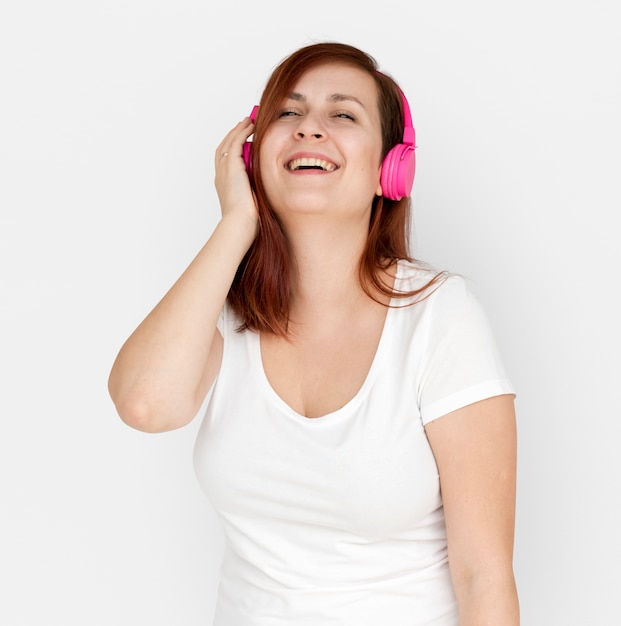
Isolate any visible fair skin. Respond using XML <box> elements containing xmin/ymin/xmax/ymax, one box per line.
<box><xmin>108</xmin><ymin>62</ymin><xmax>518</xmax><ymax>624</ymax></box>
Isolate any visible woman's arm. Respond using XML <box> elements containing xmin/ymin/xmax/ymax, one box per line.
<box><xmin>425</xmin><ymin>394</ymin><xmax>519</xmax><ymax>626</ymax></box>
<box><xmin>108</xmin><ymin>117</ymin><xmax>257</xmax><ymax>433</ymax></box>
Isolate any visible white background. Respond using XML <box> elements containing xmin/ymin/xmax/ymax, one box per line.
<box><xmin>1</xmin><ymin>1</ymin><xmax>619</xmax><ymax>624</ymax></box>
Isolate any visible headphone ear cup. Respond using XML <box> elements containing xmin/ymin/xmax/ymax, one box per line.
<box><xmin>243</xmin><ymin>141</ymin><xmax>253</xmax><ymax>175</ymax></box>
<box><xmin>380</xmin><ymin>144</ymin><xmax>416</xmax><ymax>201</ymax></box>
<box><xmin>243</xmin><ymin>105</ymin><xmax>259</xmax><ymax>176</ymax></box>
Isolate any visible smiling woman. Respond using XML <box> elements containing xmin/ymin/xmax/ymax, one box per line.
<box><xmin>108</xmin><ymin>42</ymin><xmax>519</xmax><ymax>626</ymax></box>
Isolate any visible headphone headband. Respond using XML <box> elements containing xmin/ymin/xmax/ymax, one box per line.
<box><xmin>399</xmin><ymin>89</ymin><xmax>416</xmax><ymax>147</ymax></box>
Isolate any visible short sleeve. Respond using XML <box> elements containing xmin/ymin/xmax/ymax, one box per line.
<box><xmin>418</xmin><ymin>277</ymin><xmax>515</xmax><ymax>425</ymax></box>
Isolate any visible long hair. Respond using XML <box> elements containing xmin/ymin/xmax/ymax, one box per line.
<box><xmin>227</xmin><ymin>42</ymin><xmax>444</xmax><ymax>336</ymax></box>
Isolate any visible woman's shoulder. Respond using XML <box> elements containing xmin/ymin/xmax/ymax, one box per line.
<box><xmin>395</xmin><ymin>258</ymin><xmax>442</xmax><ymax>282</ymax></box>
<box><xmin>393</xmin><ymin>259</ymin><xmax>465</xmax><ymax>302</ymax></box>
<box><xmin>392</xmin><ymin>260</ymin><xmax>489</xmax><ymax>331</ymax></box>
<box><xmin>395</xmin><ymin>260</ymin><xmax>497</xmax><ymax>342</ymax></box>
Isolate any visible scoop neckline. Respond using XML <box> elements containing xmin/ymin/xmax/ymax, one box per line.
<box><xmin>251</xmin><ymin>262</ymin><xmax>404</xmax><ymax>423</ymax></box>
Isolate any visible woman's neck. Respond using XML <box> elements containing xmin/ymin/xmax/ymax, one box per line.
<box><xmin>281</xmin><ymin>214</ymin><xmax>391</xmax><ymax>322</ymax></box>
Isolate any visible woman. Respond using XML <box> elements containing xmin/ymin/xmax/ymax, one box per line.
<box><xmin>108</xmin><ymin>42</ymin><xmax>519</xmax><ymax>625</ymax></box>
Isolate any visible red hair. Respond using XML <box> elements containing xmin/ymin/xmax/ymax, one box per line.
<box><xmin>227</xmin><ymin>42</ymin><xmax>444</xmax><ymax>336</ymax></box>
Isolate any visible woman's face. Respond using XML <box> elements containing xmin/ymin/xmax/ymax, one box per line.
<box><xmin>259</xmin><ymin>63</ymin><xmax>384</xmax><ymax>221</ymax></box>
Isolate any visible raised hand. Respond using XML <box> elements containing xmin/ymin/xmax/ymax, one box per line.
<box><xmin>214</xmin><ymin>116</ymin><xmax>259</xmax><ymax>229</ymax></box>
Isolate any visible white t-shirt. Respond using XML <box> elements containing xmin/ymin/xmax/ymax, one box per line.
<box><xmin>194</xmin><ymin>261</ymin><xmax>514</xmax><ymax>626</ymax></box>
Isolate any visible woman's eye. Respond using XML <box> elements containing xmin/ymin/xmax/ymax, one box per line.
<box><xmin>334</xmin><ymin>111</ymin><xmax>355</xmax><ymax>121</ymax></box>
<box><xmin>277</xmin><ymin>109</ymin><xmax>355</xmax><ymax>121</ymax></box>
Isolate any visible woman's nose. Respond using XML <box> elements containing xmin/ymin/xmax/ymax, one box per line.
<box><xmin>297</xmin><ymin>130</ymin><xmax>323</xmax><ymax>139</ymax></box>
<box><xmin>296</xmin><ymin>130</ymin><xmax>323</xmax><ymax>139</ymax></box>
<box><xmin>295</xmin><ymin>114</ymin><xmax>325</xmax><ymax>140</ymax></box>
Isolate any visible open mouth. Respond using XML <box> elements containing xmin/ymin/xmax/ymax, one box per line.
<box><xmin>287</xmin><ymin>157</ymin><xmax>337</xmax><ymax>172</ymax></box>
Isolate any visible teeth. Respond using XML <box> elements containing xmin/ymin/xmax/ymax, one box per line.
<box><xmin>288</xmin><ymin>157</ymin><xmax>336</xmax><ymax>172</ymax></box>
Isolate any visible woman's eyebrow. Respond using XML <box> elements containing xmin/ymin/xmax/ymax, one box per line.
<box><xmin>287</xmin><ymin>92</ymin><xmax>366</xmax><ymax>108</ymax></box>
<box><xmin>328</xmin><ymin>93</ymin><xmax>365</xmax><ymax>108</ymax></box>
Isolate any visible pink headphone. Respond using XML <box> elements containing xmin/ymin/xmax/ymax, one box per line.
<box><xmin>243</xmin><ymin>91</ymin><xmax>416</xmax><ymax>201</ymax></box>
<box><xmin>242</xmin><ymin>105</ymin><xmax>259</xmax><ymax>179</ymax></box>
